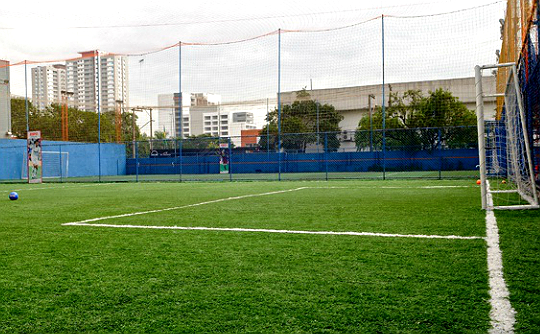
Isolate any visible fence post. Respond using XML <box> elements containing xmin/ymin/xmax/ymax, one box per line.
<box><xmin>59</xmin><ymin>144</ymin><xmax>63</xmax><ymax>183</ymax></box>
<box><xmin>179</xmin><ymin>138</ymin><xmax>184</xmax><ymax>182</ymax></box>
<box><xmin>438</xmin><ymin>128</ymin><xmax>442</xmax><ymax>179</ymax></box>
<box><xmin>381</xmin><ymin>14</ymin><xmax>386</xmax><ymax>181</ymax></box>
<box><xmin>135</xmin><ymin>141</ymin><xmax>139</xmax><ymax>183</ymax></box>
<box><xmin>228</xmin><ymin>137</ymin><xmax>233</xmax><ymax>182</ymax></box>
<box><xmin>277</xmin><ymin>28</ymin><xmax>282</xmax><ymax>182</ymax></box>
<box><xmin>325</xmin><ymin>132</ymin><xmax>329</xmax><ymax>181</ymax></box>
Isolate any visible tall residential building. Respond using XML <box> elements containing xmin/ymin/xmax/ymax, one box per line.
<box><xmin>166</xmin><ymin>92</ymin><xmax>221</xmax><ymax>138</ymax></box>
<box><xmin>0</xmin><ymin>60</ymin><xmax>11</xmax><ymax>138</ymax></box>
<box><xmin>157</xmin><ymin>94</ymin><xmax>176</xmax><ymax>137</ymax></box>
<box><xmin>31</xmin><ymin>65</ymin><xmax>66</xmax><ymax>110</ymax></box>
<box><xmin>66</xmin><ymin>51</ymin><xmax>128</xmax><ymax>112</ymax></box>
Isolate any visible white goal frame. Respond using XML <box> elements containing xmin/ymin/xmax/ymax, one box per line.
<box><xmin>21</xmin><ymin>151</ymin><xmax>70</xmax><ymax>179</ymax></box>
<box><xmin>475</xmin><ymin>63</ymin><xmax>539</xmax><ymax>210</ymax></box>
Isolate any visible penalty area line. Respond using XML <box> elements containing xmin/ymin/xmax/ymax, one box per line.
<box><xmin>62</xmin><ymin>222</ymin><xmax>484</xmax><ymax>240</ymax></box>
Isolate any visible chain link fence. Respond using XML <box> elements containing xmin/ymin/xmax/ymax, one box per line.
<box><xmin>0</xmin><ymin>126</ymin><xmax>479</xmax><ymax>183</ymax></box>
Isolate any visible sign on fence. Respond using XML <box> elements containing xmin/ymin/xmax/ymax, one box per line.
<box><xmin>27</xmin><ymin>130</ymin><xmax>43</xmax><ymax>184</ymax></box>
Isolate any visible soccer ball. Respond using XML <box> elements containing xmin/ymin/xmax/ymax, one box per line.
<box><xmin>9</xmin><ymin>192</ymin><xmax>18</xmax><ymax>201</ymax></box>
<box><xmin>476</xmin><ymin>179</ymin><xmax>481</xmax><ymax>185</ymax></box>
<box><xmin>501</xmin><ymin>180</ymin><xmax>507</xmax><ymax>184</ymax></box>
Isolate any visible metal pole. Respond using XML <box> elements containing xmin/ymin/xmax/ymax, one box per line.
<box><xmin>149</xmin><ymin>108</ymin><xmax>153</xmax><ymax>151</ymax></box>
<box><xmin>316</xmin><ymin>101</ymin><xmax>320</xmax><ymax>150</ymax></box>
<box><xmin>228</xmin><ymin>137</ymin><xmax>232</xmax><ymax>182</ymax></box>
<box><xmin>25</xmin><ymin>61</ymin><xmax>29</xmax><ymax>135</ymax></box>
<box><xmin>311</xmin><ymin>79</ymin><xmax>320</xmax><ymax>151</ymax></box>
<box><xmin>381</xmin><ymin>15</ymin><xmax>387</xmax><ymax>180</ymax></box>
<box><xmin>59</xmin><ymin>144</ymin><xmax>63</xmax><ymax>183</ymax></box>
<box><xmin>368</xmin><ymin>94</ymin><xmax>374</xmax><ymax>152</ymax></box>
<box><xmin>325</xmin><ymin>132</ymin><xmax>329</xmax><ymax>180</ymax></box>
<box><xmin>178</xmin><ymin>41</ymin><xmax>183</xmax><ymax>181</ymax></box>
<box><xmin>97</xmin><ymin>50</ymin><xmax>102</xmax><ymax>182</ymax></box>
<box><xmin>475</xmin><ymin>65</ymin><xmax>488</xmax><ymax>209</ymax></box>
<box><xmin>266</xmin><ymin>98</ymin><xmax>270</xmax><ymax>157</ymax></box>
<box><xmin>135</xmin><ymin>141</ymin><xmax>139</xmax><ymax>182</ymax></box>
<box><xmin>277</xmin><ymin>28</ymin><xmax>282</xmax><ymax>181</ymax></box>
<box><xmin>132</xmin><ymin>108</ymin><xmax>136</xmax><ymax>158</ymax></box>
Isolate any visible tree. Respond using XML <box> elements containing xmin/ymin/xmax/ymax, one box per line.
<box><xmin>10</xmin><ymin>98</ymin><xmax>142</xmax><ymax>143</ymax></box>
<box><xmin>182</xmin><ymin>134</ymin><xmax>219</xmax><ymax>151</ymax></box>
<box><xmin>259</xmin><ymin>89</ymin><xmax>344</xmax><ymax>152</ymax></box>
<box><xmin>355</xmin><ymin>89</ymin><xmax>476</xmax><ymax>151</ymax></box>
<box><xmin>154</xmin><ymin>130</ymin><xmax>168</xmax><ymax>140</ymax></box>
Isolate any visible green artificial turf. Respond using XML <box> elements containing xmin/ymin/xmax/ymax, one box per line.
<box><xmin>496</xmin><ymin>209</ymin><xmax>540</xmax><ymax>334</ymax></box>
<box><xmin>0</xmin><ymin>179</ymin><xmax>520</xmax><ymax>333</ymax></box>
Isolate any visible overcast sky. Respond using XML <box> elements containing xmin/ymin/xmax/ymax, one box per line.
<box><xmin>0</xmin><ymin>0</ymin><xmax>506</xmax><ymax>130</ymax></box>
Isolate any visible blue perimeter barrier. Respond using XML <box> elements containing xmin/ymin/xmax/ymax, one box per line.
<box><xmin>126</xmin><ymin>149</ymin><xmax>478</xmax><ymax>175</ymax></box>
<box><xmin>0</xmin><ymin>139</ymin><xmax>126</xmax><ymax>180</ymax></box>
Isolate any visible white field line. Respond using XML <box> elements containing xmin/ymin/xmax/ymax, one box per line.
<box><xmin>64</xmin><ymin>187</ymin><xmax>310</xmax><ymax>224</ymax></box>
<box><xmin>485</xmin><ymin>181</ymin><xmax>516</xmax><ymax>333</ymax></box>
<box><xmin>62</xmin><ymin>184</ymin><xmax>484</xmax><ymax>240</ymax></box>
<box><xmin>61</xmin><ymin>185</ymin><xmax>474</xmax><ymax>225</ymax></box>
<box><xmin>62</xmin><ymin>222</ymin><xmax>484</xmax><ymax>240</ymax></box>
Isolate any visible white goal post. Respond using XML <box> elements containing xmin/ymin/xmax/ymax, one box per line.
<box><xmin>21</xmin><ymin>151</ymin><xmax>69</xmax><ymax>180</ymax></box>
<box><xmin>475</xmin><ymin>63</ymin><xmax>539</xmax><ymax>210</ymax></box>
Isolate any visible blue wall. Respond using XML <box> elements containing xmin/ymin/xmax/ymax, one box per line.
<box><xmin>0</xmin><ymin>139</ymin><xmax>126</xmax><ymax>180</ymax></box>
<box><xmin>126</xmin><ymin>149</ymin><xmax>479</xmax><ymax>175</ymax></box>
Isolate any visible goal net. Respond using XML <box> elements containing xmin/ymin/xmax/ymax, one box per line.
<box><xmin>22</xmin><ymin>151</ymin><xmax>69</xmax><ymax>180</ymax></box>
<box><xmin>475</xmin><ymin>63</ymin><xmax>539</xmax><ymax>210</ymax></box>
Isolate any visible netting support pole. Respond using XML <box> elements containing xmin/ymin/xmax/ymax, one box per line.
<box><xmin>135</xmin><ymin>141</ymin><xmax>139</xmax><ymax>182</ymax></box>
<box><xmin>438</xmin><ymin>129</ymin><xmax>442</xmax><ymax>180</ymax></box>
<box><xmin>277</xmin><ymin>29</ymin><xmax>282</xmax><ymax>181</ymax></box>
<box><xmin>59</xmin><ymin>144</ymin><xmax>63</xmax><ymax>183</ymax></box>
<box><xmin>178</xmin><ymin>41</ymin><xmax>183</xmax><ymax>182</ymax></box>
<box><xmin>97</xmin><ymin>50</ymin><xmax>102</xmax><ymax>183</ymax></box>
<box><xmin>381</xmin><ymin>15</ymin><xmax>387</xmax><ymax>180</ymax></box>
<box><xmin>228</xmin><ymin>137</ymin><xmax>233</xmax><ymax>182</ymax></box>
<box><xmin>325</xmin><ymin>132</ymin><xmax>329</xmax><ymax>181</ymax></box>
<box><xmin>266</xmin><ymin>98</ymin><xmax>270</xmax><ymax>158</ymax></box>
<box><xmin>24</xmin><ymin>60</ymin><xmax>29</xmax><ymax>136</ymax></box>
<box><xmin>475</xmin><ymin>65</ymin><xmax>488</xmax><ymax>209</ymax></box>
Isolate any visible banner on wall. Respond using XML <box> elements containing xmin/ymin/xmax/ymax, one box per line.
<box><xmin>219</xmin><ymin>142</ymin><xmax>229</xmax><ymax>174</ymax></box>
<box><xmin>27</xmin><ymin>130</ymin><xmax>43</xmax><ymax>184</ymax></box>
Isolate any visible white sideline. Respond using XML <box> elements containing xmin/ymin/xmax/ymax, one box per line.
<box><xmin>62</xmin><ymin>222</ymin><xmax>484</xmax><ymax>240</ymax></box>
<box><xmin>486</xmin><ymin>181</ymin><xmax>516</xmax><ymax>333</ymax></box>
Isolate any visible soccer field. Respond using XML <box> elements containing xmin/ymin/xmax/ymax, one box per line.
<box><xmin>0</xmin><ymin>180</ymin><xmax>538</xmax><ymax>333</ymax></box>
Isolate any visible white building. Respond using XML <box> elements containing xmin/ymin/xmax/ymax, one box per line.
<box><xmin>279</xmin><ymin>76</ymin><xmax>497</xmax><ymax>151</ymax></box>
<box><xmin>279</xmin><ymin>76</ymin><xmax>497</xmax><ymax>132</ymax></box>
<box><xmin>0</xmin><ymin>60</ymin><xmax>10</xmax><ymax>138</ymax></box>
<box><xmin>66</xmin><ymin>51</ymin><xmax>128</xmax><ymax>113</ymax></box>
<box><xmin>159</xmin><ymin>92</ymin><xmax>222</xmax><ymax>138</ymax></box>
<box><xmin>157</xmin><ymin>94</ymin><xmax>176</xmax><ymax>137</ymax></box>
<box><xmin>31</xmin><ymin>64</ymin><xmax>66</xmax><ymax>110</ymax></box>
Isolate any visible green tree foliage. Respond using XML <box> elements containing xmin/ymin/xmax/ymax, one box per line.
<box><xmin>182</xmin><ymin>134</ymin><xmax>220</xmax><ymax>151</ymax></box>
<box><xmin>259</xmin><ymin>89</ymin><xmax>344</xmax><ymax>152</ymax></box>
<box><xmin>10</xmin><ymin>98</ymin><xmax>141</xmax><ymax>143</ymax></box>
<box><xmin>355</xmin><ymin>89</ymin><xmax>477</xmax><ymax>151</ymax></box>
